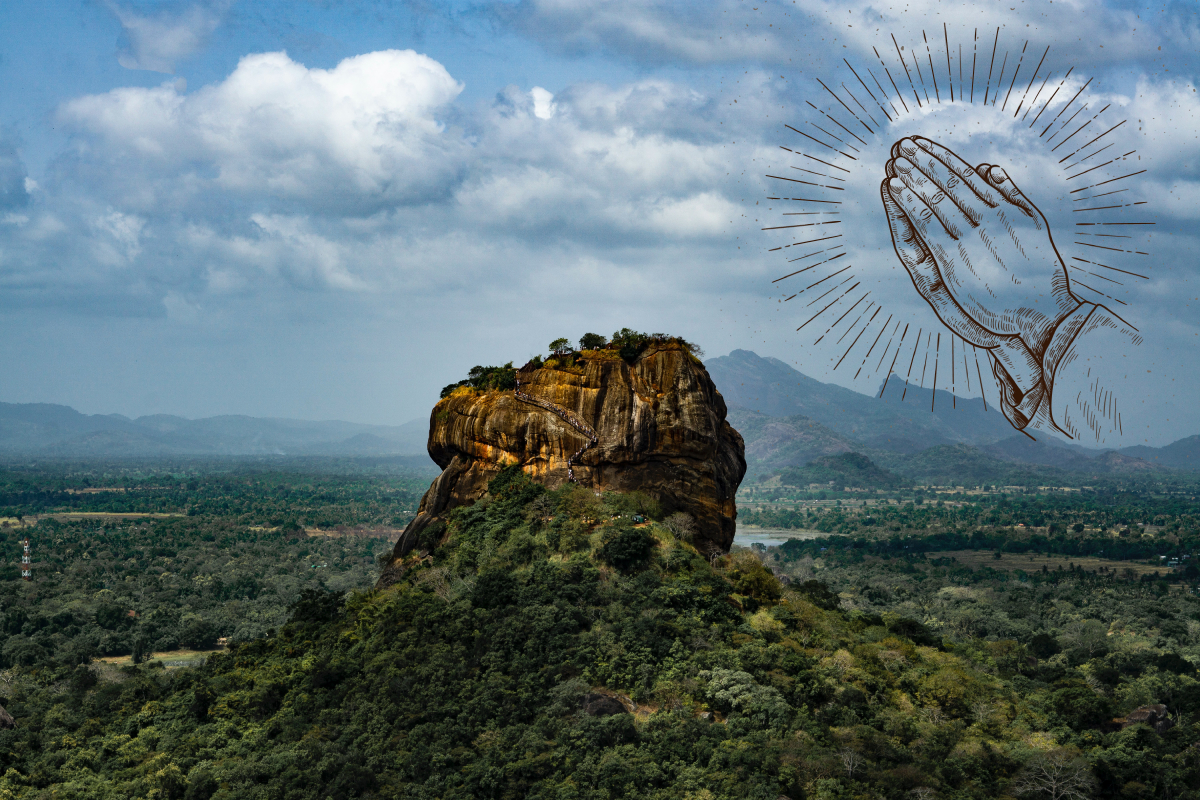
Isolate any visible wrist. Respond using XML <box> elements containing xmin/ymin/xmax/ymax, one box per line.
<box><xmin>1041</xmin><ymin>302</ymin><xmax>1098</xmax><ymax>388</ymax></box>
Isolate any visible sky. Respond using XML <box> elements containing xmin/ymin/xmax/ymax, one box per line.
<box><xmin>0</xmin><ymin>0</ymin><xmax>1198</xmax><ymax>446</ymax></box>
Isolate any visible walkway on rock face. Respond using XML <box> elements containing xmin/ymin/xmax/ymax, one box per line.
<box><xmin>515</xmin><ymin>370</ymin><xmax>599</xmax><ymax>482</ymax></box>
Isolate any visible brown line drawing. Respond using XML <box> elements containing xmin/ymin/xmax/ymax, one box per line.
<box><xmin>984</xmin><ymin>28</ymin><xmax>1003</xmax><ymax>104</ymax></box>
<box><xmin>814</xmin><ymin>291</ymin><xmax>871</xmax><ymax>345</ymax></box>
<box><xmin>1072</xmin><ymin>188</ymin><xmax>1128</xmax><ymax>201</ymax></box>
<box><xmin>816</xmin><ymin>79</ymin><xmax>874</xmax><ymax>136</ymax></box>
<box><xmin>962</xmin><ymin>336</ymin><xmax>971</xmax><ymax>393</ymax></box>
<box><xmin>797</xmin><ymin>281</ymin><xmax>860</xmax><ymax>330</ymax></box>
<box><xmin>892</xmin><ymin>34</ymin><xmax>923</xmax><ymax>108</ymax></box>
<box><xmin>923</xmin><ymin>30</ymin><xmax>941</xmax><ymax>102</ymax></box>
<box><xmin>991</xmin><ymin>50</ymin><xmax>1009</xmax><ymax>107</ymax></box>
<box><xmin>1072</xmin><ymin>202</ymin><xmax>1147</xmax><ymax>211</ymax></box>
<box><xmin>803</xmin><ymin>153</ymin><xmax>852</xmax><ymax>173</ymax></box>
<box><xmin>1059</xmin><ymin>120</ymin><xmax>1126</xmax><ymax>162</ymax></box>
<box><xmin>1040</xmin><ymin>76</ymin><xmax>1092</xmax><ymax>136</ymax></box>
<box><xmin>1063</xmin><ymin>143</ymin><xmax>1116</xmax><ymax>172</ymax></box>
<box><xmin>1014</xmin><ymin>43</ymin><xmax>1047</xmax><ymax>115</ymax></box>
<box><xmin>1001</xmin><ymin>40</ymin><xmax>1028</xmax><ymax>111</ymax></box>
<box><xmin>803</xmin><ymin>275</ymin><xmax>856</xmax><ymax>309</ymax></box>
<box><xmin>931</xmin><ymin>332</ymin><xmax>941</xmax><ymax>410</ymax></box>
<box><xmin>900</xmin><ymin>326</ymin><xmax>923</xmax><ymax>400</ymax></box>
<box><xmin>878</xmin><ymin>321</ymin><xmax>907</xmax><ymax>374</ymax></box>
<box><xmin>1069</xmin><ymin>170</ymin><xmax>1146</xmax><ymax>192</ymax></box>
<box><xmin>878</xmin><ymin>324</ymin><xmax>909</xmax><ymax>398</ymax></box>
<box><xmin>971</xmin><ymin>28</ymin><xmax>977</xmax><ymax>102</ymax></box>
<box><xmin>856</xmin><ymin>313</ymin><xmax>893</xmax><ymax>379</ymax></box>
<box><xmin>1029</xmin><ymin>67</ymin><xmax>1073</xmax><ymax>127</ymax></box>
<box><xmin>786</xmin><ymin>124</ymin><xmax>858</xmax><ymax>159</ymax></box>
<box><xmin>837</xmin><ymin>302</ymin><xmax>877</xmax><ymax>347</ymax></box>
<box><xmin>881</xmin><ymin>136</ymin><xmax>1144</xmax><ymax>439</ymax></box>
<box><xmin>774</xmin><ymin>251</ymin><xmax>847</xmax><ymax>281</ymax></box>
<box><xmin>1066</xmin><ymin>158</ymin><xmax>1118</xmax><ymax>181</ymax></box>
<box><xmin>1052</xmin><ymin>103</ymin><xmax>1112</xmax><ymax>151</ymax></box>
<box><xmin>842</xmin><ymin>82</ymin><xmax>881</xmax><ymax>128</ymax></box>
<box><xmin>944</xmin><ymin>24</ymin><xmax>955</xmax><ymax>102</ymax></box>
<box><xmin>912</xmin><ymin>39</ymin><xmax>932</xmax><ymax>104</ymax></box>
<box><xmin>845</xmin><ymin>58</ymin><xmax>894</xmax><ymax>122</ymax></box>
<box><xmin>1046</xmin><ymin>101</ymin><xmax>1089</xmax><ymax>142</ymax></box>
<box><xmin>1071</xmin><ymin>257</ymin><xmax>1150</xmax><ymax>279</ymax></box>
<box><xmin>973</xmin><ymin>347</ymin><xmax>988</xmax><ymax>411</ymax></box>
<box><xmin>873</xmin><ymin>46</ymin><xmax>909</xmax><ymax>113</ymax></box>
<box><xmin>951</xmin><ymin>335</ymin><xmax>956</xmax><ymax>408</ymax></box>
<box><xmin>837</xmin><ymin>307</ymin><xmax>880</xmax><ymax>369</ymax></box>
<box><xmin>805</xmin><ymin>104</ymin><xmax>867</xmax><ymax>148</ymax></box>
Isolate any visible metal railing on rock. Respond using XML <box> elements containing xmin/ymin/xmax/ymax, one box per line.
<box><xmin>515</xmin><ymin>372</ymin><xmax>598</xmax><ymax>482</ymax></box>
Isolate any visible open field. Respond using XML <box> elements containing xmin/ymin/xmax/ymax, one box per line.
<box><xmin>928</xmin><ymin>549</ymin><xmax>1174</xmax><ymax>578</ymax></box>
<box><xmin>98</xmin><ymin>647</ymin><xmax>225</xmax><ymax>670</ymax></box>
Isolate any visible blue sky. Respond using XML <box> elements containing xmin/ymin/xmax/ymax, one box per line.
<box><xmin>1</xmin><ymin>0</ymin><xmax>1197</xmax><ymax>446</ymax></box>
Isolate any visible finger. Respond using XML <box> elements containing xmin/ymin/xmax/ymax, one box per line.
<box><xmin>983</xmin><ymin>166</ymin><xmax>1038</xmax><ymax>216</ymax></box>
<box><xmin>884</xmin><ymin>179</ymin><xmax>1014</xmax><ymax>350</ymax></box>
<box><xmin>888</xmin><ymin>163</ymin><xmax>971</xmax><ymax>240</ymax></box>
<box><xmin>880</xmin><ymin>178</ymin><xmax>931</xmax><ymax>274</ymax></box>
<box><xmin>910</xmin><ymin>137</ymin><xmax>1004</xmax><ymax>210</ymax></box>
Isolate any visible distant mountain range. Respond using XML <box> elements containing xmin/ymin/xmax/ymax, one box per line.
<box><xmin>3</xmin><ymin>349</ymin><xmax>1196</xmax><ymax>481</ymax></box>
<box><xmin>709</xmin><ymin>349</ymin><xmax>1199</xmax><ymax>482</ymax></box>
<box><xmin>0</xmin><ymin>403</ymin><xmax>430</xmax><ymax>458</ymax></box>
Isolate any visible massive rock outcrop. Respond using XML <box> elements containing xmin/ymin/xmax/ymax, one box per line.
<box><xmin>385</xmin><ymin>343</ymin><xmax>745</xmax><ymax>572</ymax></box>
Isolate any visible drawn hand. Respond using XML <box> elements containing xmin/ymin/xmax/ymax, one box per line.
<box><xmin>882</xmin><ymin>136</ymin><xmax>1081</xmax><ymax>356</ymax></box>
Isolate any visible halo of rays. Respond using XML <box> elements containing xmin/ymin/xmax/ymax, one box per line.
<box><xmin>763</xmin><ymin>25</ymin><xmax>1152</xmax><ymax>412</ymax></box>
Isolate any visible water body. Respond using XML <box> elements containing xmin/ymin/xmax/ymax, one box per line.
<box><xmin>732</xmin><ymin>526</ymin><xmax>835</xmax><ymax>548</ymax></box>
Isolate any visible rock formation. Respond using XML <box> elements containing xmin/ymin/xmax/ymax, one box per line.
<box><xmin>385</xmin><ymin>342</ymin><xmax>745</xmax><ymax>573</ymax></box>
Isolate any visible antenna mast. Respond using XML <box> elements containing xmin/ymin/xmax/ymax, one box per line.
<box><xmin>21</xmin><ymin>538</ymin><xmax>30</xmax><ymax>581</ymax></box>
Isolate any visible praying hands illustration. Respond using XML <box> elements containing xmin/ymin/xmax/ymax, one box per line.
<box><xmin>881</xmin><ymin>136</ymin><xmax>1142</xmax><ymax>443</ymax></box>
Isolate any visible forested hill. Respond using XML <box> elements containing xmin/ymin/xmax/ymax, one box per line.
<box><xmin>2</xmin><ymin>468</ymin><xmax>1198</xmax><ymax>798</ymax></box>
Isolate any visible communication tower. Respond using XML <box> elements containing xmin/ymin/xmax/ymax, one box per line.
<box><xmin>21</xmin><ymin>538</ymin><xmax>30</xmax><ymax>581</ymax></box>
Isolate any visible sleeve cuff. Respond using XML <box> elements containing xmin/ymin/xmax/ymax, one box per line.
<box><xmin>1042</xmin><ymin>302</ymin><xmax>1097</xmax><ymax>387</ymax></box>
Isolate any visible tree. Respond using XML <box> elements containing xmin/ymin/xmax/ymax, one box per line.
<box><xmin>1012</xmin><ymin>749</ymin><xmax>1097</xmax><ymax>800</ymax></box>
<box><xmin>548</xmin><ymin>338</ymin><xmax>572</xmax><ymax>355</ymax></box>
<box><xmin>579</xmin><ymin>333</ymin><xmax>607</xmax><ymax>350</ymax></box>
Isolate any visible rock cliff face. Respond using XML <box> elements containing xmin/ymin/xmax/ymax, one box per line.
<box><xmin>385</xmin><ymin>343</ymin><xmax>745</xmax><ymax>570</ymax></box>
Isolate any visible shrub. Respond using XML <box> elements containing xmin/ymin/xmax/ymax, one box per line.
<box><xmin>598</xmin><ymin>522</ymin><xmax>655</xmax><ymax>572</ymax></box>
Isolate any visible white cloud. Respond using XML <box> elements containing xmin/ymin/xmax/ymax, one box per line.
<box><xmin>60</xmin><ymin>49</ymin><xmax>466</xmax><ymax>212</ymax></box>
<box><xmin>531</xmin><ymin>87</ymin><xmax>557</xmax><ymax>119</ymax></box>
<box><xmin>110</xmin><ymin>1</ymin><xmax>228</xmax><ymax>74</ymax></box>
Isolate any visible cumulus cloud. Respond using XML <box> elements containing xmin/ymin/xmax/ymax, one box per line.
<box><xmin>0</xmin><ymin>132</ymin><xmax>31</xmax><ymax>211</ymax></box>
<box><xmin>110</xmin><ymin>0</ymin><xmax>229</xmax><ymax>73</ymax></box>
<box><xmin>59</xmin><ymin>49</ymin><xmax>466</xmax><ymax>213</ymax></box>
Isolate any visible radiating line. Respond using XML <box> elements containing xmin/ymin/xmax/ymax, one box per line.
<box><xmin>836</xmin><ymin>308</ymin><xmax>879</xmax><ymax>370</ymax></box>
<box><xmin>1051</xmin><ymin>103</ymin><xmax>1111</xmax><ymax>152</ymax></box>
<box><xmin>814</xmin><ymin>292</ymin><xmax>871</xmax><ymax>345</ymax></box>
<box><xmin>836</xmin><ymin>302</ymin><xmax>876</xmax><ymax>346</ymax></box>
<box><xmin>973</xmin><ymin>346</ymin><xmax>987</xmax><ymax>411</ymax></box>
<box><xmin>845</xmin><ymin>58</ymin><xmax>893</xmax><ymax>122</ymax></box>
<box><xmin>803</xmin><ymin>275</ymin><xmax>855</xmax><ymax>309</ymax></box>
<box><xmin>944</xmin><ymin>23</ymin><xmax>954</xmax><ymax>102</ymax></box>
<box><xmin>1063</xmin><ymin>143</ymin><xmax>1115</xmax><ymax>173</ymax></box>
<box><xmin>1020</xmin><ymin>64</ymin><xmax>1054</xmax><ymax>120</ymax></box>
<box><xmin>1069</xmin><ymin>170</ymin><xmax>1146</xmax><ymax>193</ymax></box>
<box><xmin>1013</xmin><ymin>44</ymin><xmax>1048</xmax><ymax>116</ymax></box>
<box><xmin>816</xmin><ymin>79</ymin><xmax>874</xmax><ymax>136</ymax></box>
<box><xmin>984</xmin><ymin>29</ymin><xmax>1003</xmax><ymax>105</ymax></box>
<box><xmin>798</xmin><ymin>283</ymin><xmax>860</xmax><ymax>331</ymax></box>
<box><xmin>1075</xmin><ymin>240</ymin><xmax>1148</xmax><ymax>255</ymax></box>
<box><xmin>901</xmin><ymin>327</ymin><xmax>924</xmax><ymax>400</ymax></box>
<box><xmin>1042</xmin><ymin>78</ymin><xmax>1092</xmax><ymax>137</ymax></box>
<box><xmin>892</xmin><ymin>33</ymin><xmax>923</xmax><ymax>108</ymax></box>
<box><xmin>962</xmin><ymin>338</ymin><xmax>972</xmax><ymax>393</ymax></box>
<box><xmin>931</xmin><ymin>334</ymin><xmax>940</xmax><ymax>412</ymax></box>
<box><xmin>1072</xmin><ymin>202</ymin><xmax>1147</xmax><ymax>212</ymax></box>
<box><xmin>787</xmin><ymin>164</ymin><xmax>846</xmax><ymax>181</ymax></box>
<box><xmin>1068</xmin><ymin>263</ymin><xmax>1123</xmax><ymax>286</ymax></box>
<box><xmin>774</xmin><ymin>251</ymin><xmax>847</xmax><ymax>280</ymax></box>
<box><xmin>991</xmin><ymin>50</ymin><xmax>1009</xmax><ymax>107</ymax></box>
<box><xmin>805</xmin><ymin>103</ymin><xmax>867</xmax><ymax>148</ymax></box>
<box><xmin>1071</xmin><ymin>279</ymin><xmax>1128</xmax><ymax>306</ymax></box>
<box><xmin>923</xmin><ymin>30</ymin><xmax>940</xmax><ymax>102</ymax></box>
<box><xmin>1066</xmin><ymin>158</ymin><xmax>1117</xmax><ymax>181</ymax></box>
<box><xmin>803</xmin><ymin>153</ymin><xmax>852</xmax><ymax>174</ymax></box>
<box><xmin>1071</xmin><ymin>188</ymin><xmax>1127</xmax><ymax>202</ymax></box>
<box><xmin>856</xmin><ymin>314</ymin><xmax>893</xmax><ymax>379</ymax></box>
<box><xmin>951</xmin><ymin>335</ymin><xmax>956</xmax><ymax>409</ymax></box>
<box><xmin>1029</xmin><ymin>67</ymin><xmax>1073</xmax><ymax>127</ymax></box>
<box><xmin>1071</xmin><ymin>258</ymin><xmax>1148</xmax><ymax>279</ymax></box>
<box><xmin>1001</xmin><ymin>41</ymin><xmax>1028</xmax><ymax>111</ymax></box>
<box><xmin>878</xmin><ymin>321</ymin><xmax>906</xmax><ymax>374</ymax></box>
<box><xmin>807</xmin><ymin>120</ymin><xmax>859</xmax><ymax>154</ymax></box>
<box><xmin>785</xmin><ymin>124</ymin><xmax>857</xmax><ymax>159</ymax></box>
<box><xmin>1059</xmin><ymin>120</ymin><xmax>1126</xmax><ymax>163</ymax></box>
<box><xmin>767</xmin><ymin>196</ymin><xmax>843</xmax><ymax>205</ymax></box>
<box><xmin>878</xmin><ymin>323</ymin><xmax>909</xmax><ymax>398</ymax></box>
<box><xmin>842</xmin><ymin>82</ymin><xmax>881</xmax><ymax>128</ymax></box>
<box><xmin>866</xmin><ymin>64</ymin><xmax>900</xmax><ymax>117</ymax></box>
<box><xmin>873</xmin><ymin>46</ymin><xmax>909</xmax><ymax>113</ymax></box>
<box><xmin>912</xmin><ymin>39</ymin><xmax>932</xmax><ymax>103</ymax></box>
<box><xmin>970</xmin><ymin>28</ymin><xmax>978</xmax><ymax>102</ymax></box>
